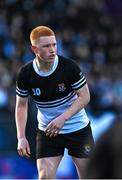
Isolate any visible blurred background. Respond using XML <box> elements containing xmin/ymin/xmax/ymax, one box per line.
<box><xmin>0</xmin><ymin>0</ymin><xmax>122</xmax><ymax>179</ymax></box>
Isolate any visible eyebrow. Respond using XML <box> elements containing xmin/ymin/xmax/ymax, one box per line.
<box><xmin>39</xmin><ymin>42</ymin><xmax>56</xmax><ymax>46</ymax></box>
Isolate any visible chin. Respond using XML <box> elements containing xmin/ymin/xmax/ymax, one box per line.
<box><xmin>44</xmin><ymin>60</ymin><xmax>53</xmax><ymax>64</ymax></box>
<box><xmin>48</xmin><ymin>57</ymin><xmax>55</xmax><ymax>62</ymax></box>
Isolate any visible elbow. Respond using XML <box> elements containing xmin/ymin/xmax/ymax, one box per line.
<box><xmin>88</xmin><ymin>92</ymin><xmax>91</xmax><ymax>103</ymax></box>
<box><xmin>86</xmin><ymin>92</ymin><xmax>90</xmax><ymax>106</ymax></box>
<box><xmin>87</xmin><ymin>95</ymin><xmax>90</xmax><ymax>105</ymax></box>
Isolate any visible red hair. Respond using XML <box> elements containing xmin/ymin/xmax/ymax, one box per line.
<box><xmin>30</xmin><ymin>26</ymin><xmax>55</xmax><ymax>45</ymax></box>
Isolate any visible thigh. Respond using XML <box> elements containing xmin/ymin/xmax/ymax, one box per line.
<box><xmin>65</xmin><ymin>122</ymin><xmax>95</xmax><ymax>158</ymax></box>
<box><xmin>72</xmin><ymin>157</ymin><xmax>89</xmax><ymax>179</ymax></box>
<box><xmin>37</xmin><ymin>156</ymin><xmax>63</xmax><ymax>176</ymax></box>
<box><xmin>36</xmin><ymin>129</ymin><xmax>64</xmax><ymax>159</ymax></box>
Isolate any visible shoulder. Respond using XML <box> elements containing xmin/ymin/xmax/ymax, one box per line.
<box><xmin>17</xmin><ymin>60</ymin><xmax>33</xmax><ymax>75</ymax></box>
<box><xmin>58</xmin><ymin>55</ymin><xmax>80</xmax><ymax>70</ymax></box>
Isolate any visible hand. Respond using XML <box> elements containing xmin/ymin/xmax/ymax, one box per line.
<box><xmin>45</xmin><ymin>116</ymin><xmax>65</xmax><ymax>138</ymax></box>
<box><xmin>17</xmin><ymin>138</ymin><xmax>31</xmax><ymax>158</ymax></box>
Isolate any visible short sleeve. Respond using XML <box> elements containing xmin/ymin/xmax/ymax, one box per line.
<box><xmin>69</xmin><ymin>61</ymin><xmax>87</xmax><ymax>90</ymax></box>
<box><xmin>16</xmin><ymin>67</ymin><xmax>29</xmax><ymax>97</ymax></box>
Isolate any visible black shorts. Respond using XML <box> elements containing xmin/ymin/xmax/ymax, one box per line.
<box><xmin>36</xmin><ymin>122</ymin><xmax>95</xmax><ymax>159</ymax></box>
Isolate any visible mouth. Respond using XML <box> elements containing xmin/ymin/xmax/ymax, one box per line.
<box><xmin>49</xmin><ymin>55</ymin><xmax>55</xmax><ymax>59</ymax></box>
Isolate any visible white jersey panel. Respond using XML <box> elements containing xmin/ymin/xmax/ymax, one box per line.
<box><xmin>37</xmin><ymin>94</ymin><xmax>89</xmax><ymax>133</ymax></box>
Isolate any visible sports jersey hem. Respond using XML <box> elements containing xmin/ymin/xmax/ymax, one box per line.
<box><xmin>38</xmin><ymin>121</ymin><xmax>90</xmax><ymax>134</ymax></box>
<box><xmin>16</xmin><ymin>93</ymin><xmax>29</xmax><ymax>97</ymax></box>
<box><xmin>73</xmin><ymin>81</ymin><xmax>86</xmax><ymax>90</ymax></box>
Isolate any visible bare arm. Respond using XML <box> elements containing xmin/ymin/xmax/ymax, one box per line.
<box><xmin>15</xmin><ymin>95</ymin><xmax>30</xmax><ymax>157</ymax></box>
<box><xmin>45</xmin><ymin>84</ymin><xmax>90</xmax><ymax>137</ymax></box>
<box><xmin>15</xmin><ymin>95</ymin><xmax>28</xmax><ymax>139</ymax></box>
<box><xmin>62</xmin><ymin>83</ymin><xmax>90</xmax><ymax>120</ymax></box>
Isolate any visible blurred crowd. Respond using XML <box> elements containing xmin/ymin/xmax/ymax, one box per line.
<box><xmin>0</xmin><ymin>0</ymin><xmax>122</xmax><ymax>117</ymax></box>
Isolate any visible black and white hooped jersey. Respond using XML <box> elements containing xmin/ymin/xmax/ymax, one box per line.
<box><xmin>16</xmin><ymin>55</ymin><xmax>89</xmax><ymax>133</ymax></box>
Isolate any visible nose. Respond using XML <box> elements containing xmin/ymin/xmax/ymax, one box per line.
<box><xmin>50</xmin><ymin>45</ymin><xmax>55</xmax><ymax>53</ymax></box>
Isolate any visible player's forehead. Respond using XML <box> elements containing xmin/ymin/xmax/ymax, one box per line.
<box><xmin>39</xmin><ymin>35</ymin><xmax>56</xmax><ymax>45</ymax></box>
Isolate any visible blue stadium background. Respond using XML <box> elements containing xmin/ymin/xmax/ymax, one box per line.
<box><xmin>0</xmin><ymin>0</ymin><xmax>122</xmax><ymax>178</ymax></box>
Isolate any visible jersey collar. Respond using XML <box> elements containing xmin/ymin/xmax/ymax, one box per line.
<box><xmin>33</xmin><ymin>55</ymin><xmax>59</xmax><ymax>77</ymax></box>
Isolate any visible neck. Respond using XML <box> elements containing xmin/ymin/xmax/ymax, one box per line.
<box><xmin>36</xmin><ymin>59</ymin><xmax>54</xmax><ymax>72</ymax></box>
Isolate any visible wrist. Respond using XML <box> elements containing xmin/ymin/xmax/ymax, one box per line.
<box><xmin>60</xmin><ymin>114</ymin><xmax>68</xmax><ymax>122</ymax></box>
<box><xmin>17</xmin><ymin>136</ymin><xmax>26</xmax><ymax>140</ymax></box>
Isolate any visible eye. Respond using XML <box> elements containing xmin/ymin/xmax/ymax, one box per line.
<box><xmin>53</xmin><ymin>43</ymin><xmax>56</xmax><ymax>47</ymax></box>
<box><xmin>43</xmin><ymin>44</ymin><xmax>50</xmax><ymax>48</ymax></box>
<box><xmin>53</xmin><ymin>43</ymin><xmax>57</xmax><ymax>47</ymax></box>
<box><xmin>43</xmin><ymin>43</ymin><xmax>56</xmax><ymax>48</ymax></box>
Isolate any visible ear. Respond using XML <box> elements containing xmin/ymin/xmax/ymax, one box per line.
<box><xmin>31</xmin><ymin>45</ymin><xmax>37</xmax><ymax>54</ymax></box>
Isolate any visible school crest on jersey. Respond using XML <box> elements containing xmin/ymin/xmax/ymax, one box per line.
<box><xmin>84</xmin><ymin>144</ymin><xmax>91</xmax><ymax>155</ymax></box>
<box><xmin>58</xmin><ymin>83</ymin><xmax>66</xmax><ymax>92</ymax></box>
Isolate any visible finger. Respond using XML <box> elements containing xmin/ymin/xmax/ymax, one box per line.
<box><xmin>18</xmin><ymin>148</ymin><xmax>30</xmax><ymax>158</ymax></box>
<box><xmin>45</xmin><ymin>126</ymin><xmax>53</xmax><ymax>133</ymax></box>
<box><xmin>45</xmin><ymin>122</ymin><xmax>57</xmax><ymax>132</ymax></box>
<box><xmin>18</xmin><ymin>149</ymin><xmax>24</xmax><ymax>156</ymax></box>
<box><xmin>19</xmin><ymin>149</ymin><xmax>29</xmax><ymax>158</ymax></box>
<box><xmin>49</xmin><ymin>132</ymin><xmax>54</xmax><ymax>138</ymax></box>
<box><xmin>26</xmin><ymin>150</ymin><xmax>31</xmax><ymax>158</ymax></box>
<box><xmin>25</xmin><ymin>152</ymin><xmax>30</xmax><ymax>158</ymax></box>
<box><xmin>46</xmin><ymin>127</ymin><xmax>56</xmax><ymax>136</ymax></box>
<box><xmin>53</xmin><ymin>130</ymin><xmax>59</xmax><ymax>137</ymax></box>
<box><xmin>49</xmin><ymin>130</ymin><xmax>59</xmax><ymax>138</ymax></box>
<box><xmin>45</xmin><ymin>129</ymin><xmax>51</xmax><ymax>136</ymax></box>
<box><xmin>27</xmin><ymin>145</ymin><xmax>31</xmax><ymax>155</ymax></box>
<box><xmin>23</xmin><ymin>148</ymin><xmax>30</xmax><ymax>158</ymax></box>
